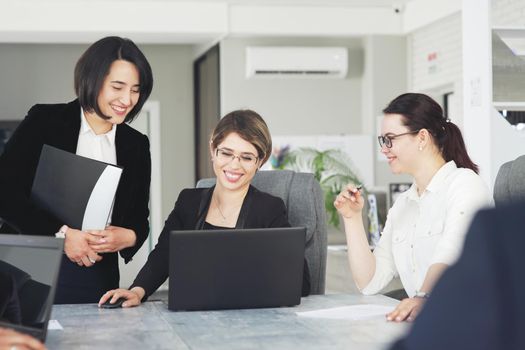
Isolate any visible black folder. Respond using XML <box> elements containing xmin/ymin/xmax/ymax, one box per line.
<box><xmin>30</xmin><ymin>144</ymin><xmax>123</xmax><ymax>230</ymax></box>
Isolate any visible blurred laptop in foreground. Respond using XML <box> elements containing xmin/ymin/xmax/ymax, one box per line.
<box><xmin>0</xmin><ymin>234</ymin><xmax>63</xmax><ymax>342</ymax></box>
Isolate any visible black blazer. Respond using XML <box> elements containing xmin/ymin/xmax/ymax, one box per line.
<box><xmin>131</xmin><ymin>185</ymin><xmax>311</xmax><ymax>298</ymax></box>
<box><xmin>390</xmin><ymin>201</ymin><xmax>525</xmax><ymax>350</ymax></box>
<box><xmin>0</xmin><ymin>100</ymin><xmax>151</xmax><ymax>304</ymax></box>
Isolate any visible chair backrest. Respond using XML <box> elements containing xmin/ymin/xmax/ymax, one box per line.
<box><xmin>494</xmin><ymin>155</ymin><xmax>525</xmax><ymax>206</ymax></box>
<box><xmin>196</xmin><ymin>170</ymin><xmax>327</xmax><ymax>294</ymax></box>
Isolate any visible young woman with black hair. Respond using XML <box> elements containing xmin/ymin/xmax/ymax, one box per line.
<box><xmin>334</xmin><ymin>93</ymin><xmax>492</xmax><ymax>322</ymax></box>
<box><xmin>0</xmin><ymin>36</ymin><xmax>154</xmax><ymax>304</ymax></box>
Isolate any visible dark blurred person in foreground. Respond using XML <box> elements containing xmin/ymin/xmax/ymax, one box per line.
<box><xmin>390</xmin><ymin>201</ymin><xmax>525</xmax><ymax>350</ymax></box>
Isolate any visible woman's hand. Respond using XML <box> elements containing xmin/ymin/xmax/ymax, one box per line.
<box><xmin>64</xmin><ymin>227</ymin><xmax>102</xmax><ymax>267</ymax></box>
<box><xmin>98</xmin><ymin>287</ymin><xmax>145</xmax><ymax>308</ymax></box>
<box><xmin>0</xmin><ymin>327</ymin><xmax>46</xmax><ymax>350</ymax></box>
<box><xmin>86</xmin><ymin>226</ymin><xmax>137</xmax><ymax>253</ymax></box>
<box><xmin>333</xmin><ymin>184</ymin><xmax>365</xmax><ymax>220</ymax></box>
<box><xmin>386</xmin><ymin>297</ymin><xmax>425</xmax><ymax>322</ymax></box>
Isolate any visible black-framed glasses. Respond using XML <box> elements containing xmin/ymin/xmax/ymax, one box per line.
<box><xmin>215</xmin><ymin>148</ymin><xmax>259</xmax><ymax>167</ymax></box>
<box><xmin>377</xmin><ymin>130</ymin><xmax>420</xmax><ymax>148</ymax></box>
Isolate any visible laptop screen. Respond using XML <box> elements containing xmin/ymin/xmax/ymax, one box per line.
<box><xmin>0</xmin><ymin>234</ymin><xmax>63</xmax><ymax>341</ymax></box>
<box><xmin>169</xmin><ymin>227</ymin><xmax>306</xmax><ymax>311</ymax></box>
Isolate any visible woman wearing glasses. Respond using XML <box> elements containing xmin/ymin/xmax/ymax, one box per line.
<box><xmin>334</xmin><ymin>93</ymin><xmax>491</xmax><ymax>322</ymax></box>
<box><xmin>99</xmin><ymin>109</ymin><xmax>310</xmax><ymax>307</ymax></box>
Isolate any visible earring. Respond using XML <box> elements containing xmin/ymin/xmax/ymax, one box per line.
<box><xmin>418</xmin><ymin>146</ymin><xmax>423</xmax><ymax>151</ymax></box>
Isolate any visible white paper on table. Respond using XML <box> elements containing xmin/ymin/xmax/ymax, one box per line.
<box><xmin>47</xmin><ymin>319</ymin><xmax>63</xmax><ymax>330</ymax></box>
<box><xmin>296</xmin><ymin>304</ymin><xmax>394</xmax><ymax>320</ymax></box>
<box><xmin>327</xmin><ymin>244</ymin><xmax>347</xmax><ymax>251</ymax></box>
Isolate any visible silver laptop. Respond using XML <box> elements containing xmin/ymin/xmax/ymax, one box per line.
<box><xmin>169</xmin><ymin>227</ymin><xmax>306</xmax><ymax>311</ymax></box>
<box><xmin>0</xmin><ymin>234</ymin><xmax>63</xmax><ymax>341</ymax></box>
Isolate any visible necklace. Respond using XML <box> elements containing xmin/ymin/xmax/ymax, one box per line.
<box><xmin>215</xmin><ymin>196</ymin><xmax>227</xmax><ymax>221</ymax></box>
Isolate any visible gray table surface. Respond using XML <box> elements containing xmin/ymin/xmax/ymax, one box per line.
<box><xmin>46</xmin><ymin>294</ymin><xmax>409</xmax><ymax>350</ymax></box>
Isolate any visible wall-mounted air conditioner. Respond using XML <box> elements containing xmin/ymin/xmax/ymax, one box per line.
<box><xmin>245</xmin><ymin>46</ymin><xmax>348</xmax><ymax>79</ymax></box>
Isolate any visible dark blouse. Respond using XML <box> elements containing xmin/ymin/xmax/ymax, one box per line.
<box><xmin>202</xmin><ymin>222</ymin><xmax>231</xmax><ymax>230</ymax></box>
<box><xmin>131</xmin><ymin>185</ymin><xmax>311</xmax><ymax>299</ymax></box>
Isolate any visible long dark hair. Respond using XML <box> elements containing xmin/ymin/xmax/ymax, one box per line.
<box><xmin>74</xmin><ymin>36</ymin><xmax>153</xmax><ymax>123</ymax></box>
<box><xmin>383</xmin><ymin>93</ymin><xmax>478</xmax><ymax>173</ymax></box>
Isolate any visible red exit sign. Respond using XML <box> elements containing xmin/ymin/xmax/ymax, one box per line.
<box><xmin>427</xmin><ymin>52</ymin><xmax>438</xmax><ymax>61</ymax></box>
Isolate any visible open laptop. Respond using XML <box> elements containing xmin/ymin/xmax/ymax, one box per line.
<box><xmin>169</xmin><ymin>227</ymin><xmax>306</xmax><ymax>311</ymax></box>
<box><xmin>0</xmin><ymin>234</ymin><xmax>63</xmax><ymax>341</ymax></box>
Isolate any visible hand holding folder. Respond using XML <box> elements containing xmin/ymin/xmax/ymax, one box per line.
<box><xmin>30</xmin><ymin>144</ymin><xmax>123</xmax><ymax>231</ymax></box>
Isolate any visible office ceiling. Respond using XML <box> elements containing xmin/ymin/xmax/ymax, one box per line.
<box><xmin>0</xmin><ymin>0</ymin><xmax>436</xmax><ymax>44</ymax></box>
<box><xmin>96</xmin><ymin>0</ymin><xmax>415</xmax><ymax>6</ymax></box>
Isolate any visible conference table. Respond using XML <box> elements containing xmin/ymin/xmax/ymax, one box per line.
<box><xmin>46</xmin><ymin>294</ymin><xmax>409</xmax><ymax>349</ymax></box>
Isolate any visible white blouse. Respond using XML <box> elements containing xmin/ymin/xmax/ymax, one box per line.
<box><xmin>361</xmin><ymin>161</ymin><xmax>493</xmax><ymax>297</ymax></box>
<box><xmin>76</xmin><ymin>109</ymin><xmax>117</xmax><ymax>165</ymax></box>
<box><xmin>76</xmin><ymin>110</ymin><xmax>117</xmax><ymax>226</ymax></box>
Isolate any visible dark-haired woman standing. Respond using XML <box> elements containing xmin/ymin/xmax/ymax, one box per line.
<box><xmin>334</xmin><ymin>93</ymin><xmax>492</xmax><ymax>322</ymax></box>
<box><xmin>0</xmin><ymin>36</ymin><xmax>153</xmax><ymax>303</ymax></box>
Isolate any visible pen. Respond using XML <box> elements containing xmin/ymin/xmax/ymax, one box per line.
<box><xmin>348</xmin><ymin>185</ymin><xmax>363</xmax><ymax>195</ymax></box>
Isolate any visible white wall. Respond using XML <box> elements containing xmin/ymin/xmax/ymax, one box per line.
<box><xmin>140</xmin><ymin>45</ymin><xmax>195</xmax><ymax>220</ymax></box>
<box><xmin>492</xmin><ymin>0</ymin><xmax>525</xmax><ymax>25</ymax></box>
<box><xmin>408</xmin><ymin>13</ymin><xmax>464</xmax><ymax>128</ymax></box>
<box><xmin>0</xmin><ymin>44</ymin><xmax>78</xmax><ymax>119</ymax></box>
<box><xmin>361</xmin><ymin>36</ymin><xmax>411</xmax><ymax>187</ymax></box>
<box><xmin>462</xmin><ymin>0</ymin><xmax>525</xmax><ymax>189</ymax></box>
<box><xmin>220</xmin><ymin>37</ymin><xmax>364</xmax><ymax>136</ymax></box>
<box><xmin>492</xmin><ymin>0</ymin><xmax>525</xmax><ymax>103</ymax></box>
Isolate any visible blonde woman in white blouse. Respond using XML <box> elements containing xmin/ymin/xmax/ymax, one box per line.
<box><xmin>334</xmin><ymin>93</ymin><xmax>492</xmax><ymax>323</ymax></box>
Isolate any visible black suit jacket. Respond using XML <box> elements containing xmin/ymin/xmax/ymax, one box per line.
<box><xmin>131</xmin><ymin>185</ymin><xmax>311</xmax><ymax>298</ymax></box>
<box><xmin>390</xmin><ymin>201</ymin><xmax>525</xmax><ymax>350</ymax></box>
<box><xmin>0</xmin><ymin>100</ymin><xmax>151</xmax><ymax>303</ymax></box>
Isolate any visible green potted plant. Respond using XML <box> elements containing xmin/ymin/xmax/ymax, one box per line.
<box><xmin>277</xmin><ymin>147</ymin><xmax>366</xmax><ymax>228</ymax></box>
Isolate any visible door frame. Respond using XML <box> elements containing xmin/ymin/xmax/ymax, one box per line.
<box><xmin>142</xmin><ymin>100</ymin><xmax>162</xmax><ymax>249</ymax></box>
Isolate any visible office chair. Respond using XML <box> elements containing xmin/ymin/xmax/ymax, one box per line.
<box><xmin>197</xmin><ymin>169</ymin><xmax>327</xmax><ymax>294</ymax></box>
<box><xmin>494</xmin><ymin>155</ymin><xmax>525</xmax><ymax>206</ymax></box>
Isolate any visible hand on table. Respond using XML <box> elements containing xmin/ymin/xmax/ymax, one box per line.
<box><xmin>98</xmin><ymin>287</ymin><xmax>145</xmax><ymax>308</ymax></box>
<box><xmin>386</xmin><ymin>297</ymin><xmax>425</xmax><ymax>322</ymax></box>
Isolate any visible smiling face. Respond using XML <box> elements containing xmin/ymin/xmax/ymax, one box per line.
<box><xmin>96</xmin><ymin>59</ymin><xmax>140</xmax><ymax>125</ymax></box>
<box><xmin>380</xmin><ymin>113</ymin><xmax>421</xmax><ymax>175</ymax></box>
<box><xmin>211</xmin><ymin>132</ymin><xmax>260</xmax><ymax>193</ymax></box>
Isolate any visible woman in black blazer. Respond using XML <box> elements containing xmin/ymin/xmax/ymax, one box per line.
<box><xmin>99</xmin><ymin>110</ymin><xmax>310</xmax><ymax>307</ymax></box>
<box><xmin>0</xmin><ymin>37</ymin><xmax>153</xmax><ymax>304</ymax></box>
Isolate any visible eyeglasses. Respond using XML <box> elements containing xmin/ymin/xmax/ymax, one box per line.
<box><xmin>377</xmin><ymin>130</ymin><xmax>420</xmax><ymax>148</ymax></box>
<box><xmin>215</xmin><ymin>148</ymin><xmax>259</xmax><ymax>167</ymax></box>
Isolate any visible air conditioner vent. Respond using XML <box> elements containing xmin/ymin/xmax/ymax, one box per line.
<box><xmin>246</xmin><ymin>47</ymin><xmax>348</xmax><ymax>79</ymax></box>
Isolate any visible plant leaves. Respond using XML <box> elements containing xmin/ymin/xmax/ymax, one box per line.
<box><xmin>283</xmin><ymin>147</ymin><xmax>366</xmax><ymax>228</ymax></box>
